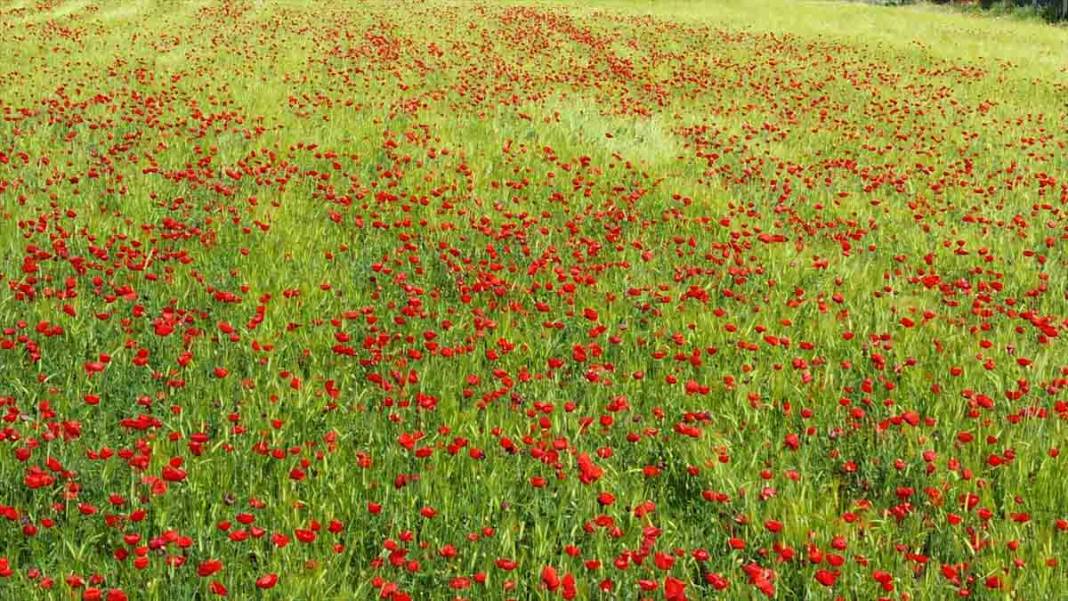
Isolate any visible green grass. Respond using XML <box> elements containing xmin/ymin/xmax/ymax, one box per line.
<box><xmin>0</xmin><ymin>0</ymin><xmax>1066</xmax><ymax>599</ymax></box>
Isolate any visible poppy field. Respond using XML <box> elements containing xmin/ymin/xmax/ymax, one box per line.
<box><xmin>0</xmin><ymin>0</ymin><xmax>1066</xmax><ymax>599</ymax></box>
